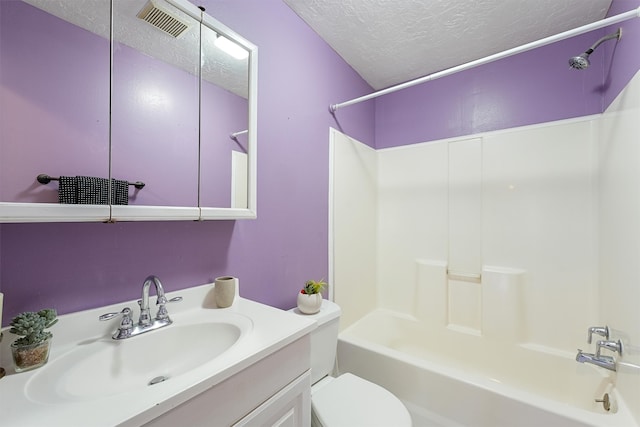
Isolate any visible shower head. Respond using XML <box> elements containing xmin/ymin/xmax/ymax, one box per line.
<box><xmin>569</xmin><ymin>28</ymin><xmax>621</xmax><ymax>70</ymax></box>
<box><xmin>569</xmin><ymin>52</ymin><xmax>591</xmax><ymax>70</ymax></box>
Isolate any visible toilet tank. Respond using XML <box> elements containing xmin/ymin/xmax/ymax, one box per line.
<box><xmin>289</xmin><ymin>299</ymin><xmax>341</xmax><ymax>385</ymax></box>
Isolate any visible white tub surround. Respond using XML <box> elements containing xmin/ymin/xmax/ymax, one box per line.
<box><xmin>330</xmin><ymin>70</ymin><xmax>640</xmax><ymax>425</ymax></box>
<box><xmin>598</xmin><ymin>69</ymin><xmax>640</xmax><ymax>419</ymax></box>
<box><xmin>332</xmin><ymin>116</ymin><xmax>600</xmax><ymax>343</ymax></box>
<box><xmin>414</xmin><ymin>260</ymin><xmax>526</xmax><ymax>339</ymax></box>
<box><xmin>0</xmin><ymin>283</ymin><xmax>316</xmax><ymax>426</ymax></box>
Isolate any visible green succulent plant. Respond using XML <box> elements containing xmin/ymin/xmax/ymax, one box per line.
<box><xmin>9</xmin><ymin>309</ymin><xmax>58</xmax><ymax>346</ymax></box>
<box><xmin>302</xmin><ymin>279</ymin><xmax>326</xmax><ymax>295</ymax></box>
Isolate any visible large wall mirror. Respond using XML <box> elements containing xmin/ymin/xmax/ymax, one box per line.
<box><xmin>0</xmin><ymin>0</ymin><xmax>257</xmax><ymax>222</ymax></box>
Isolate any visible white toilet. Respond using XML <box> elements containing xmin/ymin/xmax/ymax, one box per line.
<box><xmin>290</xmin><ymin>300</ymin><xmax>412</xmax><ymax>427</ymax></box>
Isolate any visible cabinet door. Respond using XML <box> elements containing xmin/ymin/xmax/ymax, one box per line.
<box><xmin>234</xmin><ymin>371</ymin><xmax>311</xmax><ymax>427</ymax></box>
<box><xmin>0</xmin><ymin>0</ymin><xmax>111</xmax><ymax>222</ymax></box>
<box><xmin>110</xmin><ymin>0</ymin><xmax>200</xmax><ymax>218</ymax></box>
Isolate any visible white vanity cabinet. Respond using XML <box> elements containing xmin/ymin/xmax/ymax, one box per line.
<box><xmin>141</xmin><ymin>336</ymin><xmax>311</xmax><ymax>427</ymax></box>
<box><xmin>234</xmin><ymin>371</ymin><xmax>310</xmax><ymax>427</ymax></box>
<box><xmin>0</xmin><ymin>287</ymin><xmax>314</xmax><ymax>427</ymax></box>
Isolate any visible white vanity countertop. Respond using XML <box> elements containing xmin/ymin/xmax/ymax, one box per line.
<box><xmin>0</xmin><ymin>283</ymin><xmax>316</xmax><ymax>426</ymax></box>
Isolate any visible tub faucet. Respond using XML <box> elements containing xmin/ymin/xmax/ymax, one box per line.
<box><xmin>587</xmin><ymin>326</ymin><xmax>609</xmax><ymax>343</ymax></box>
<box><xmin>575</xmin><ymin>349</ymin><xmax>616</xmax><ymax>371</ymax></box>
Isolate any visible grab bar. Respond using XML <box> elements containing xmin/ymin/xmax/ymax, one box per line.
<box><xmin>447</xmin><ymin>270</ymin><xmax>481</xmax><ymax>283</ymax></box>
<box><xmin>37</xmin><ymin>174</ymin><xmax>145</xmax><ymax>189</ymax></box>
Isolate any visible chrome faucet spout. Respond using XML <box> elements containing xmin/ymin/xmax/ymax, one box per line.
<box><xmin>139</xmin><ymin>275</ymin><xmax>166</xmax><ymax>326</ymax></box>
<box><xmin>576</xmin><ymin>349</ymin><xmax>617</xmax><ymax>371</ymax></box>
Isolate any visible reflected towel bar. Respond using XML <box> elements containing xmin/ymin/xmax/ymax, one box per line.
<box><xmin>37</xmin><ymin>174</ymin><xmax>145</xmax><ymax>189</ymax></box>
<box><xmin>230</xmin><ymin>130</ymin><xmax>248</xmax><ymax>140</ymax></box>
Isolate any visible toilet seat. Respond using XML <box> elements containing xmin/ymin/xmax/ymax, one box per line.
<box><xmin>312</xmin><ymin>373</ymin><xmax>412</xmax><ymax>427</ymax></box>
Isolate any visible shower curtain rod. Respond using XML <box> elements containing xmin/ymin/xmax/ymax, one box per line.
<box><xmin>329</xmin><ymin>7</ymin><xmax>640</xmax><ymax>113</ymax></box>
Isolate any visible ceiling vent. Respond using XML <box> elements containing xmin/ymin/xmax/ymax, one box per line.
<box><xmin>137</xmin><ymin>0</ymin><xmax>191</xmax><ymax>38</ymax></box>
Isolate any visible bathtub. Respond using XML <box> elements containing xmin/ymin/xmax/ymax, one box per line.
<box><xmin>336</xmin><ymin>309</ymin><xmax>638</xmax><ymax>427</ymax></box>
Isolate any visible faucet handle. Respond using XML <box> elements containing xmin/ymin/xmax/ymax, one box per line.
<box><xmin>596</xmin><ymin>339</ymin><xmax>623</xmax><ymax>357</ymax></box>
<box><xmin>138</xmin><ymin>299</ymin><xmax>152</xmax><ymax>327</ymax></box>
<box><xmin>99</xmin><ymin>312</ymin><xmax>118</xmax><ymax>321</ymax></box>
<box><xmin>156</xmin><ymin>296</ymin><xmax>169</xmax><ymax>320</ymax></box>
<box><xmin>588</xmin><ymin>326</ymin><xmax>609</xmax><ymax>343</ymax></box>
<box><xmin>136</xmin><ymin>296</ymin><xmax>182</xmax><ymax>306</ymax></box>
<box><xmin>100</xmin><ymin>307</ymin><xmax>134</xmax><ymax>339</ymax></box>
<box><xmin>155</xmin><ymin>296</ymin><xmax>182</xmax><ymax>321</ymax></box>
<box><xmin>99</xmin><ymin>307</ymin><xmax>132</xmax><ymax>322</ymax></box>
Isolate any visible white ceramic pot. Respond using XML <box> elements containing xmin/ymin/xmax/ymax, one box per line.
<box><xmin>297</xmin><ymin>292</ymin><xmax>322</xmax><ymax>314</ymax></box>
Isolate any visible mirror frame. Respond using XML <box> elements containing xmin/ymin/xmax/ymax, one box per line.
<box><xmin>199</xmin><ymin>10</ymin><xmax>257</xmax><ymax>220</ymax></box>
<box><xmin>0</xmin><ymin>0</ymin><xmax>257</xmax><ymax>223</ymax></box>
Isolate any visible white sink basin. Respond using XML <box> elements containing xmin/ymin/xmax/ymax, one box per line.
<box><xmin>26</xmin><ymin>315</ymin><xmax>252</xmax><ymax>404</ymax></box>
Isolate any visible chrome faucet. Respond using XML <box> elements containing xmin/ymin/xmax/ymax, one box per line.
<box><xmin>99</xmin><ymin>275</ymin><xmax>181</xmax><ymax>340</ymax></box>
<box><xmin>596</xmin><ymin>339</ymin><xmax>623</xmax><ymax>357</ymax></box>
<box><xmin>139</xmin><ymin>275</ymin><xmax>169</xmax><ymax>327</ymax></box>
<box><xmin>576</xmin><ymin>349</ymin><xmax>616</xmax><ymax>371</ymax></box>
<box><xmin>587</xmin><ymin>326</ymin><xmax>609</xmax><ymax>343</ymax></box>
<box><xmin>575</xmin><ymin>327</ymin><xmax>623</xmax><ymax>372</ymax></box>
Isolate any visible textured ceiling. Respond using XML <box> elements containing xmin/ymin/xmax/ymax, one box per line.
<box><xmin>284</xmin><ymin>0</ymin><xmax>613</xmax><ymax>90</ymax></box>
<box><xmin>22</xmin><ymin>0</ymin><xmax>249</xmax><ymax>98</ymax></box>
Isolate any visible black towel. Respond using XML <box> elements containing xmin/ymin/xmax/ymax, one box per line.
<box><xmin>57</xmin><ymin>176</ymin><xmax>131</xmax><ymax>205</ymax></box>
<box><xmin>76</xmin><ymin>176</ymin><xmax>109</xmax><ymax>205</ymax></box>
<box><xmin>111</xmin><ymin>179</ymin><xmax>129</xmax><ymax>205</ymax></box>
<box><xmin>57</xmin><ymin>176</ymin><xmax>77</xmax><ymax>204</ymax></box>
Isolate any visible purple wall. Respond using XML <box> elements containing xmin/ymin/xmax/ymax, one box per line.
<box><xmin>0</xmin><ymin>0</ymin><xmax>374</xmax><ymax>325</ymax></box>
<box><xmin>1</xmin><ymin>0</ymin><xmax>637</xmax><ymax>326</ymax></box>
<box><xmin>0</xmin><ymin>1</ymin><xmax>110</xmax><ymax>202</ymax></box>
<box><xmin>111</xmin><ymin>42</ymin><xmax>200</xmax><ymax>207</ymax></box>
<box><xmin>374</xmin><ymin>0</ymin><xmax>640</xmax><ymax>148</ymax></box>
<box><xmin>374</xmin><ymin>34</ymin><xmax>602</xmax><ymax>148</ymax></box>
<box><xmin>112</xmin><ymin>43</ymin><xmax>248</xmax><ymax>207</ymax></box>
<box><xmin>200</xmin><ymin>82</ymin><xmax>249</xmax><ymax>208</ymax></box>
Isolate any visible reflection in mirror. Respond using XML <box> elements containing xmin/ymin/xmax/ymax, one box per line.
<box><xmin>0</xmin><ymin>0</ymin><xmax>110</xmax><ymax>204</ymax></box>
<box><xmin>199</xmin><ymin>20</ymin><xmax>250</xmax><ymax>209</ymax></box>
<box><xmin>111</xmin><ymin>0</ymin><xmax>200</xmax><ymax>207</ymax></box>
<box><xmin>0</xmin><ymin>0</ymin><xmax>257</xmax><ymax>221</ymax></box>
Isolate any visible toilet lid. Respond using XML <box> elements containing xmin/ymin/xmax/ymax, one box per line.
<box><xmin>312</xmin><ymin>373</ymin><xmax>412</xmax><ymax>427</ymax></box>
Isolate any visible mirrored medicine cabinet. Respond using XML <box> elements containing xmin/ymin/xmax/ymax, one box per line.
<box><xmin>0</xmin><ymin>0</ymin><xmax>257</xmax><ymax>222</ymax></box>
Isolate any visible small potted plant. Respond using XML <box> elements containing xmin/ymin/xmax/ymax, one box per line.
<box><xmin>297</xmin><ymin>279</ymin><xmax>326</xmax><ymax>314</ymax></box>
<box><xmin>9</xmin><ymin>308</ymin><xmax>57</xmax><ymax>372</ymax></box>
